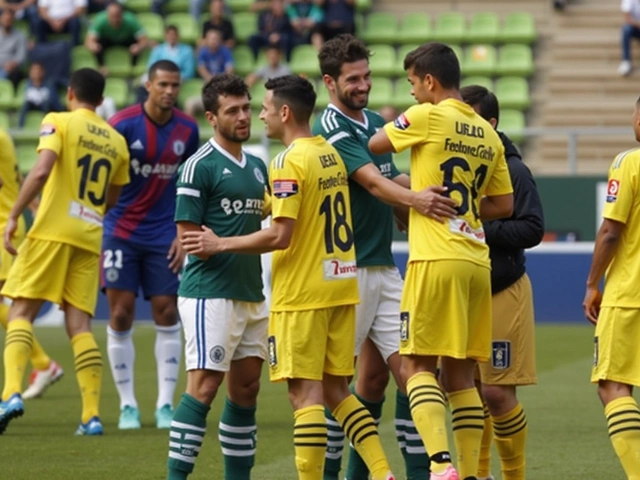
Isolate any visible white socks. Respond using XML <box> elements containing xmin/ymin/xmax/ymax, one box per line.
<box><xmin>154</xmin><ymin>324</ymin><xmax>182</xmax><ymax>409</ymax></box>
<box><xmin>107</xmin><ymin>326</ymin><xmax>137</xmax><ymax>410</ymax></box>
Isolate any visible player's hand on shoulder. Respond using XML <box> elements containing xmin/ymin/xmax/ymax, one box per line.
<box><xmin>583</xmin><ymin>286</ymin><xmax>602</xmax><ymax>326</ymax></box>
<box><xmin>412</xmin><ymin>185</ymin><xmax>458</xmax><ymax>223</ymax></box>
<box><xmin>181</xmin><ymin>225</ymin><xmax>221</xmax><ymax>260</ymax></box>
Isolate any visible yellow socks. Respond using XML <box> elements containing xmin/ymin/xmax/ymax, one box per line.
<box><xmin>293</xmin><ymin>405</ymin><xmax>327</xmax><ymax>480</ymax></box>
<box><xmin>493</xmin><ymin>402</ymin><xmax>528</xmax><ymax>480</ymax></box>
<box><xmin>478</xmin><ymin>402</ymin><xmax>493</xmax><ymax>478</ymax></box>
<box><xmin>71</xmin><ymin>332</ymin><xmax>103</xmax><ymax>423</ymax></box>
<box><xmin>449</xmin><ymin>388</ymin><xmax>484</xmax><ymax>479</ymax></box>
<box><xmin>406</xmin><ymin>372</ymin><xmax>451</xmax><ymax>474</ymax></box>
<box><xmin>2</xmin><ymin>319</ymin><xmax>33</xmax><ymax>400</ymax></box>
<box><xmin>605</xmin><ymin>396</ymin><xmax>640</xmax><ymax>480</ymax></box>
<box><xmin>0</xmin><ymin>304</ymin><xmax>52</xmax><ymax>371</ymax></box>
<box><xmin>332</xmin><ymin>394</ymin><xmax>391</xmax><ymax>480</ymax></box>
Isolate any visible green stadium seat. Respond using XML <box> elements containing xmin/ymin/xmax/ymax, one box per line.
<box><xmin>462</xmin><ymin>45</ymin><xmax>497</xmax><ymax>77</ymax></box>
<box><xmin>165</xmin><ymin>13</ymin><xmax>199</xmax><ymax>45</ymax></box>
<box><xmin>16</xmin><ymin>143</ymin><xmax>38</xmax><ymax>174</ymax></box>
<box><xmin>228</xmin><ymin>0</ymin><xmax>253</xmax><ymax>12</ymax></box>
<box><xmin>397</xmin><ymin>44</ymin><xmax>419</xmax><ymax>66</ymax></box>
<box><xmin>398</xmin><ymin>13</ymin><xmax>431</xmax><ymax>45</ymax></box>
<box><xmin>369</xmin><ymin>44</ymin><xmax>397</xmax><ymax>77</ymax></box>
<box><xmin>355</xmin><ymin>13</ymin><xmax>364</xmax><ymax>34</ymax></box>
<box><xmin>367</xmin><ymin>77</ymin><xmax>394</xmax><ymax>110</ymax></box>
<box><xmin>178</xmin><ymin>78</ymin><xmax>203</xmax><ymax>108</ymax></box>
<box><xmin>250</xmin><ymin>112</ymin><xmax>265</xmax><ymax>141</ymax></box>
<box><xmin>72</xmin><ymin>46</ymin><xmax>99</xmax><ymax>71</ymax></box>
<box><xmin>104</xmin><ymin>47</ymin><xmax>133</xmax><ymax>78</ymax></box>
<box><xmin>466</xmin><ymin>12</ymin><xmax>500</xmax><ymax>45</ymax></box>
<box><xmin>233</xmin><ymin>45</ymin><xmax>255</xmax><ymax>77</ymax></box>
<box><xmin>13</xmin><ymin>20</ymin><xmax>30</xmax><ymax>38</ymax></box>
<box><xmin>104</xmin><ymin>78</ymin><xmax>129</xmax><ymax>109</ymax></box>
<box><xmin>361</xmin><ymin>13</ymin><xmax>398</xmax><ymax>45</ymax></box>
<box><xmin>315</xmin><ymin>83</ymin><xmax>330</xmax><ymax>111</ymax></box>
<box><xmin>393</xmin><ymin>148</ymin><xmax>410</xmax><ymax>173</ymax></box>
<box><xmin>125</xmin><ymin>0</ymin><xmax>149</xmax><ymax>12</ymax></box>
<box><xmin>12</xmin><ymin>80</ymin><xmax>27</xmax><ymax>109</ymax></box>
<box><xmin>460</xmin><ymin>76</ymin><xmax>494</xmax><ymax>90</ymax></box>
<box><xmin>132</xmin><ymin>48</ymin><xmax>152</xmax><ymax>77</ymax></box>
<box><xmin>137</xmin><ymin>13</ymin><xmax>165</xmax><ymax>44</ymax></box>
<box><xmin>499</xmin><ymin>109</ymin><xmax>525</xmax><ymax>143</ymax></box>
<box><xmin>249</xmin><ymin>82</ymin><xmax>265</xmax><ymax>109</ymax></box>
<box><xmin>495</xmin><ymin>76</ymin><xmax>531</xmax><ymax>111</ymax></box>
<box><xmin>450</xmin><ymin>44</ymin><xmax>463</xmax><ymax>64</ymax></box>
<box><xmin>432</xmin><ymin>12</ymin><xmax>465</xmax><ymax>45</ymax></box>
<box><xmin>0</xmin><ymin>111</ymin><xmax>10</xmax><ymax>130</ymax></box>
<box><xmin>0</xmin><ymin>79</ymin><xmax>14</xmax><ymax>111</ymax></box>
<box><xmin>394</xmin><ymin>79</ymin><xmax>417</xmax><ymax>110</ymax></box>
<box><xmin>233</xmin><ymin>12</ymin><xmax>257</xmax><ymax>44</ymax></box>
<box><xmin>497</xmin><ymin>44</ymin><xmax>534</xmax><ymax>77</ymax></box>
<box><xmin>289</xmin><ymin>45</ymin><xmax>320</xmax><ymax>77</ymax></box>
<box><xmin>356</xmin><ymin>0</ymin><xmax>372</xmax><ymax>12</ymax></box>
<box><xmin>22</xmin><ymin>111</ymin><xmax>44</xmax><ymax>131</ymax></box>
<box><xmin>501</xmin><ymin>12</ymin><xmax>537</xmax><ymax>45</ymax></box>
<box><xmin>166</xmin><ymin>0</ymin><xmax>190</xmax><ymax>14</ymax></box>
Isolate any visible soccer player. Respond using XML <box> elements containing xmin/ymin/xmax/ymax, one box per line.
<box><xmin>0</xmin><ymin>68</ymin><xmax>130</xmax><ymax>435</ymax></box>
<box><xmin>369</xmin><ymin>43</ymin><xmax>514</xmax><ymax>480</ymax></box>
<box><xmin>181</xmin><ymin>75</ymin><xmax>396</xmax><ymax>480</ymax></box>
<box><xmin>0</xmin><ymin>127</ymin><xmax>65</xmax><ymax>400</ymax></box>
<box><xmin>583</xmin><ymin>97</ymin><xmax>640</xmax><ymax>480</ymax></box>
<box><xmin>165</xmin><ymin>73</ymin><xmax>269</xmax><ymax>480</ymax></box>
<box><xmin>103</xmin><ymin>59</ymin><xmax>200</xmax><ymax>430</ymax></box>
<box><xmin>460</xmin><ymin>85</ymin><xmax>544</xmax><ymax>480</ymax></box>
<box><xmin>313</xmin><ymin>34</ymin><xmax>458</xmax><ymax>480</ymax></box>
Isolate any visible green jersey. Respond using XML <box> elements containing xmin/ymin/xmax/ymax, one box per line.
<box><xmin>175</xmin><ymin>139</ymin><xmax>268</xmax><ymax>301</ymax></box>
<box><xmin>88</xmin><ymin>11</ymin><xmax>144</xmax><ymax>44</ymax></box>
<box><xmin>313</xmin><ymin>104</ymin><xmax>401</xmax><ymax>267</ymax></box>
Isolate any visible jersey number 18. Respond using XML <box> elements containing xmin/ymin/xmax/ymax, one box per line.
<box><xmin>440</xmin><ymin>156</ymin><xmax>488</xmax><ymax>221</ymax></box>
<box><xmin>319</xmin><ymin>191</ymin><xmax>354</xmax><ymax>254</ymax></box>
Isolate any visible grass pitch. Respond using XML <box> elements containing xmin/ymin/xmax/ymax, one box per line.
<box><xmin>0</xmin><ymin>324</ymin><xmax>631</xmax><ymax>479</ymax></box>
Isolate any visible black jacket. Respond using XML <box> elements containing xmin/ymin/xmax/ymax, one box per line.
<box><xmin>484</xmin><ymin>132</ymin><xmax>545</xmax><ymax>294</ymax></box>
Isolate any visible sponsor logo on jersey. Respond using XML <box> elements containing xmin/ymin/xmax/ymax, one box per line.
<box><xmin>606</xmin><ymin>179</ymin><xmax>620</xmax><ymax>203</ymax></box>
<box><xmin>69</xmin><ymin>201</ymin><xmax>103</xmax><ymax>226</ymax></box>
<box><xmin>39</xmin><ymin>124</ymin><xmax>56</xmax><ymax>136</ymax></box>
<box><xmin>222</xmin><ymin>167</ymin><xmax>233</xmax><ymax>176</ymax></box>
<box><xmin>273</xmin><ymin>179</ymin><xmax>299</xmax><ymax>198</ymax></box>
<box><xmin>491</xmin><ymin>341</ymin><xmax>511</xmax><ymax>369</ymax></box>
<box><xmin>449</xmin><ymin>218</ymin><xmax>485</xmax><ymax>243</ymax></box>
<box><xmin>221</xmin><ymin>197</ymin><xmax>264</xmax><ymax>215</ymax></box>
<box><xmin>209</xmin><ymin>346</ymin><xmax>225</xmax><ymax>364</ymax></box>
<box><xmin>400</xmin><ymin>312</ymin><xmax>409</xmax><ymax>341</ymax></box>
<box><xmin>394</xmin><ymin>113</ymin><xmax>410</xmax><ymax>130</ymax></box>
<box><xmin>173</xmin><ymin>140</ymin><xmax>185</xmax><ymax>156</ymax></box>
<box><xmin>254</xmin><ymin>167</ymin><xmax>265</xmax><ymax>184</ymax></box>
<box><xmin>323</xmin><ymin>259</ymin><xmax>357</xmax><ymax>280</ymax></box>
<box><xmin>131</xmin><ymin>159</ymin><xmax>178</xmax><ymax>179</ymax></box>
<box><xmin>130</xmin><ymin>139</ymin><xmax>144</xmax><ymax>150</ymax></box>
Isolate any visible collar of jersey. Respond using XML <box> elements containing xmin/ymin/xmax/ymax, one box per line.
<box><xmin>208</xmin><ymin>137</ymin><xmax>247</xmax><ymax>168</ymax></box>
<box><xmin>327</xmin><ymin>103</ymin><xmax>369</xmax><ymax>130</ymax></box>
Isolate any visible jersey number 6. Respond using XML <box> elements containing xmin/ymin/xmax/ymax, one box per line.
<box><xmin>440</xmin><ymin>156</ymin><xmax>488</xmax><ymax>221</ymax></box>
<box><xmin>319</xmin><ymin>191</ymin><xmax>354</xmax><ymax>254</ymax></box>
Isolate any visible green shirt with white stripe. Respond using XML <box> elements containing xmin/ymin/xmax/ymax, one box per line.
<box><xmin>312</xmin><ymin>104</ymin><xmax>401</xmax><ymax>267</ymax></box>
<box><xmin>175</xmin><ymin>138</ymin><xmax>268</xmax><ymax>301</ymax></box>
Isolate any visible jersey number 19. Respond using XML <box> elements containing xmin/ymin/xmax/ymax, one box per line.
<box><xmin>78</xmin><ymin>154</ymin><xmax>112</xmax><ymax>207</ymax></box>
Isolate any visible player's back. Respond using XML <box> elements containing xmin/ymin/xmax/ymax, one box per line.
<box><xmin>388</xmin><ymin>99</ymin><xmax>511</xmax><ymax>267</ymax></box>
<box><xmin>269</xmin><ymin>135</ymin><xmax>359</xmax><ymax>311</ymax></box>
<box><xmin>30</xmin><ymin>109</ymin><xmax>130</xmax><ymax>254</ymax></box>
<box><xmin>0</xmin><ymin>128</ymin><xmax>22</xmax><ymax>222</ymax></box>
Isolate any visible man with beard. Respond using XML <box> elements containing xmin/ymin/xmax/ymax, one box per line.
<box><xmin>102</xmin><ymin>60</ymin><xmax>199</xmax><ymax>430</ymax></box>
<box><xmin>313</xmin><ymin>34</ymin><xmax>457</xmax><ymax>480</ymax></box>
<box><xmin>166</xmin><ymin>73</ymin><xmax>270</xmax><ymax>480</ymax></box>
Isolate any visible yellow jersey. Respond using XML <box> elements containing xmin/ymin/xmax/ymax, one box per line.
<box><xmin>269</xmin><ymin>135</ymin><xmax>359</xmax><ymax>312</ymax></box>
<box><xmin>384</xmin><ymin>99</ymin><xmax>513</xmax><ymax>267</ymax></box>
<box><xmin>31</xmin><ymin>109</ymin><xmax>130</xmax><ymax>255</ymax></box>
<box><xmin>601</xmin><ymin>148</ymin><xmax>640</xmax><ymax>308</ymax></box>
<box><xmin>0</xmin><ymin>128</ymin><xmax>22</xmax><ymax>223</ymax></box>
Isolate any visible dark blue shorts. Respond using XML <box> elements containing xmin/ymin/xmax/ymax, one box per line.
<box><xmin>100</xmin><ymin>236</ymin><xmax>179</xmax><ymax>299</ymax></box>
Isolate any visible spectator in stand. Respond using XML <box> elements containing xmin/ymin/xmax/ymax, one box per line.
<box><xmin>619</xmin><ymin>0</ymin><xmax>640</xmax><ymax>76</ymax></box>
<box><xmin>287</xmin><ymin>0</ymin><xmax>323</xmax><ymax>49</ymax></box>
<box><xmin>0</xmin><ymin>8</ymin><xmax>27</xmax><ymax>87</ymax></box>
<box><xmin>312</xmin><ymin>0</ymin><xmax>355</xmax><ymax>49</ymax></box>
<box><xmin>0</xmin><ymin>0</ymin><xmax>38</xmax><ymax>33</ymax></box>
<box><xmin>250</xmin><ymin>0</ymin><xmax>271</xmax><ymax>12</ymax></box>
<box><xmin>201</xmin><ymin>0</ymin><xmax>235</xmax><ymax>49</ymax></box>
<box><xmin>36</xmin><ymin>0</ymin><xmax>86</xmax><ymax>46</ymax></box>
<box><xmin>18</xmin><ymin>62</ymin><xmax>63</xmax><ymax>127</ymax></box>
<box><xmin>245</xmin><ymin>44</ymin><xmax>290</xmax><ymax>87</ymax></box>
<box><xmin>248</xmin><ymin>0</ymin><xmax>292</xmax><ymax>60</ymax></box>
<box><xmin>148</xmin><ymin>25</ymin><xmax>195</xmax><ymax>80</ymax></box>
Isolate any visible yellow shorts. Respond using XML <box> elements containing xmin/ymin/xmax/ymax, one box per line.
<box><xmin>0</xmin><ymin>216</ymin><xmax>26</xmax><ymax>282</ymax></box>
<box><xmin>592</xmin><ymin>306</ymin><xmax>640</xmax><ymax>387</ymax></box>
<box><xmin>478</xmin><ymin>274</ymin><xmax>537</xmax><ymax>386</ymax></box>
<box><xmin>2</xmin><ymin>238</ymin><xmax>99</xmax><ymax>316</ymax></box>
<box><xmin>400</xmin><ymin>260</ymin><xmax>492</xmax><ymax>361</ymax></box>
<box><xmin>268</xmin><ymin>305</ymin><xmax>356</xmax><ymax>382</ymax></box>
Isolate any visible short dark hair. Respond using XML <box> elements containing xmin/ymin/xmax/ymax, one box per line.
<box><xmin>148</xmin><ymin>59</ymin><xmax>180</xmax><ymax>80</ymax></box>
<box><xmin>69</xmin><ymin>68</ymin><xmax>105</xmax><ymax>106</ymax></box>
<box><xmin>265</xmin><ymin>75</ymin><xmax>316</xmax><ymax>124</ymax></box>
<box><xmin>460</xmin><ymin>85</ymin><xmax>500</xmax><ymax>124</ymax></box>
<box><xmin>202</xmin><ymin>73</ymin><xmax>250</xmax><ymax>113</ymax></box>
<box><xmin>165</xmin><ymin>24</ymin><xmax>178</xmax><ymax>34</ymax></box>
<box><xmin>403</xmin><ymin>42</ymin><xmax>460</xmax><ymax>89</ymax></box>
<box><xmin>318</xmin><ymin>34</ymin><xmax>371</xmax><ymax>79</ymax></box>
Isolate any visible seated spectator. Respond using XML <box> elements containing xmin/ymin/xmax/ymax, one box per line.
<box><xmin>287</xmin><ymin>0</ymin><xmax>323</xmax><ymax>49</ymax></box>
<box><xmin>148</xmin><ymin>25</ymin><xmax>195</xmax><ymax>80</ymax></box>
<box><xmin>0</xmin><ymin>0</ymin><xmax>38</xmax><ymax>33</ymax></box>
<box><xmin>378</xmin><ymin>105</ymin><xmax>398</xmax><ymax>123</ymax></box>
<box><xmin>245</xmin><ymin>45</ymin><xmax>290</xmax><ymax>87</ymax></box>
<box><xmin>248</xmin><ymin>0</ymin><xmax>292</xmax><ymax>60</ymax></box>
<box><xmin>85</xmin><ymin>1</ymin><xmax>148</xmax><ymax>71</ymax></box>
<box><xmin>0</xmin><ymin>8</ymin><xmax>28</xmax><ymax>87</ymax></box>
<box><xmin>312</xmin><ymin>0</ymin><xmax>355</xmax><ymax>49</ymax></box>
<box><xmin>36</xmin><ymin>0</ymin><xmax>86</xmax><ymax>46</ymax></box>
<box><xmin>197</xmin><ymin>28</ymin><xmax>233</xmax><ymax>81</ymax></box>
<box><xmin>18</xmin><ymin>62</ymin><xmax>63</xmax><ymax>127</ymax></box>
<box><xmin>619</xmin><ymin>0</ymin><xmax>640</xmax><ymax>76</ymax></box>
<box><xmin>201</xmin><ymin>0</ymin><xmax>235</xmax><ymax>49</ymax></box>
<box><xmin>29</xmin><ymin>39</ymin><xmax>71</xmax><ymax>88</ymax></box>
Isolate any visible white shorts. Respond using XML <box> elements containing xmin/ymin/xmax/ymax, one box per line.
<box><xmin>179</xmin><ymin>297</ymin><xmax>269</xmax><ymax>372</ymax></box>
<box><xmin>354</xmin><ymin>266</ymin><xmax>403</xmax><ymax>362</ymax></box>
